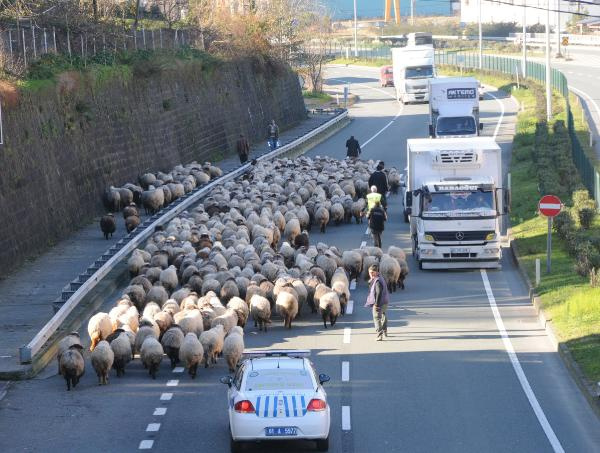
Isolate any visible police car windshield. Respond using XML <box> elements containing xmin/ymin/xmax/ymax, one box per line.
<box><xmin>405</xmin><ymin>66</ymin><xmax>433</xmax><ymax>79</ymax></box>
<box><xmin>436</xmin><ymin>116</ymin><xmax>477</xmax><ymax>136</ymax></box>
<box><xmin>245</xmin><ymin>369</ymin><xmax>314</xmax><ymax>391</ymax></box>
<box><xmin>423</xmin><ymin>191</ymin><xmax>494</xmax><ymax>214</ymax></box>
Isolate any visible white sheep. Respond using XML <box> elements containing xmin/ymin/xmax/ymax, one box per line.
<box><xmin>342</xmin><ymin>250</ymin><xmax>363</xmax><ymax>283</ymax></box>
<box><xmin>211</xmin><ymin>309</ymin><xmax>238</xmax><ymax>334</ymax></box>
<box><xmin>59</xmin><ymin>344</ymin><xmax>85</xmax><ymax>391</ymax></box>
<box><xmin>88</xmin><ymin>312</ymin><xmax>113</xmax><ymax>351</ymax></box>
<box><xmin>276</xmin><ymin>291</ymin><xmax>298</xmax><ymax>329</ymax></box>
<box><xmin>250</xmin><ymin>295</ymin><xmax>271</xmax><ymax>332</ymax></box>
<box><xmin>91</xmin><ymin>340</ymin><xmax>115</xmax><ymax>385</ymax></box>
<box><xmin>223</xmin><ymin>330</ymin><xmax>245</xmax><ymax>373</ymax></box>
<box><xmin>284</xmin><ymin>218</ymin><xmax>301</xmax><ymax>244</ymax></box>
<box><xmin>143</xmin><ymin>301</ymin><xmax>162</xmax><ymax>320</ymax></box>
<box><xmin>140</xmin><ymin>337</ymin><xmax>164</xmax><ymax>379</ymax></box>
<box><xmin>135</xmin><ymin>320</ymin><xmax>159</xmax><ymax>354</ymax></box>
<box><xmin>227</xmin><ymin>297</ymin><xmax>250</xmax><ymax>328</ymax></box>
<box><xmin>179</xmin><ymin>333</ymin><xmax>204</xmax><ymax>378</ymax></box>
<box><xmin>200</xmin><ymin>324</ymin><xmax>225</xmax><ymax>368</ymax></box>
<box><xmin>319</xmin><ymin>291</ymin><xmax>341</xmax><ymax>329</ymax></box>
<box><xmin>159</xmin><ymin>265</ymin><xmax>179</xmax><ymax>292</ymax></box>
<box><xmin>380</xmin><ymin>254</ymin><xmax>401</xmax><ymax>292</ymax></box>
<box><xmin>177</xmin><ymin>309</ymin><xmax>204</xmax><ymax>337</ymax></box>
<box><xmin>57</xmin><ymin>332</ymin><xmax>82</xmax><ymax>373</ymax></box>
<box><xmin>110</xmin><ymin>332</ymin><xmax>132</xmax><ymax>377</ymax></box>
<box><xmin>314</xmin><ymin>206</ymin><xmax>330</xmax><ymax>233</ymax></box>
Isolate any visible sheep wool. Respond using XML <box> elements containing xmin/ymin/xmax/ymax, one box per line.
<box><xmin>59</xmin><ymin>344</ymin><xmax>85</xmax><ymax>391</ymax></box>
<box><xmin>91</xmin><ymin>340</ymin><xmax>115</xmax><ymax>385</ymax></box>
<box><xmin>249</xmin><ymin>295</ymin><xmax>271</xmax><ymax>332</ymax></box>
<box><xmin>161</xmin><ymin>325</ymin><xmax>185</xmax><ymax>369</ymax></box>
<box><xmin>179</xmin><ymin>333</ymin><xmax>204</xmax><ymax>378</ymax></box>
<box><xmin>140</xmin><ymin>337</ymin><xmax>164</xmax><ymax>379</ymax></box>
<box><xmin>110</xmin><ymin>332</ymin><xmax>133</xmax><ymax>377</ymax></box>
<box><xmin>88</xmin><ymin>312</ymin><xmax>113</xmax><ymax>351</ymax></box>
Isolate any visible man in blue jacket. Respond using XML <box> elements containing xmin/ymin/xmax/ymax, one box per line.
<box><xmin>365</xmin><ymin>264</ymin><xmax>390</xmax><ymax>341</ymax></box>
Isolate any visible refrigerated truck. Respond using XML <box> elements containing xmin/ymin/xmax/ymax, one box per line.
<box><xmin>428</xmin><ymin>77</ymin><xmax>483</xmax><ymax>138</ymax></box>
<box><xmin>402</xmin><ymin>137</ymin><xmax>509</xmax><ymax>269</ymax></box>
<box><xmin>392</xmin><ymin>46</ymin><xmax>435</xmax><ymax>103</ymax></box>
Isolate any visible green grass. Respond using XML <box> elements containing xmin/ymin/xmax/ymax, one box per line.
<box><xmin>329</xmin><ymin>57</ymin><xmax>391</xmax><ymax>67</ymax></box>
<box><xmin>302</xmin><ymin>90</ymin><xmax>333</xmax><ymax>101</ymax></box>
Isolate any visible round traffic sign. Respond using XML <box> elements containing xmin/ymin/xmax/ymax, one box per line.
<box><xmin>539</xmin><ymin>195</ymin><xmax>562</xmax><ymax>217</ymax></box>
<box><xmin>562</xmin><ymin>36</ymin><xmax>569</xmax><ymax>46</ymax></box>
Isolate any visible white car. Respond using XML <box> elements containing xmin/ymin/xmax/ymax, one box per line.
<box><xmin>221</xmin><ymin>349</ymin><xmax>331</xmax><ymax>452</ymax></box>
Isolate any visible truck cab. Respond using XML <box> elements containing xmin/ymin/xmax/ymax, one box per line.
<box><xmin>428</xmin><ymin>77</ymin><xmax>482</xmax><ymax>138</ymax></box>
<box><xmin>380</xmin><ymin>66</ymin><xmax>394</xmax><ymax>87</ymax></box>
<box><xmin>392</xmin><ymin>47</ymin><xmax>435</xmax><ymax>104</ymax></box>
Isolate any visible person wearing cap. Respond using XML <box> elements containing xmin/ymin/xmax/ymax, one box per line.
<box><xmin>366</xmin><ymin>185</ymin><xmax>382</xmax><ymax>214</ymax></box>
<box><xmin>364</xmin><ymin>264</ymin><xmax>390</xmax><ymax>341</ymax></box>
<box><xmin>368</xmin><ymin>162</ymin><xmax>389</xmax><ymax>209</ymax></box>
<box><xmin>367</xmin><ymin>199</ymin><xmax>387</xmax><ymax>248</ymax></box>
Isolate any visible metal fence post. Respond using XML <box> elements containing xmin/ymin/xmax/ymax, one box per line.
<box><xmin>160</xmin><ymin>29</ymin><xmax>163</xmax><ymax>48</ymax></box>
<box><xmin>81</xmin><ymin>35</ymin><xmax>85</xmax><ymax>66</ymax></box>
<box><xmin>31</xmin><ymin>25</ymin><xmax>36</xmax><ymax>59</ymax></box>
<box><xmin>134</xmin><ymin>30</ymin><xmax>137</xmax><ymax>50</ymax></box>
<box><xmin>142</xmin><ymin>27</ymin><xmax>146</xmax><ymax>49</ymax></box>
<box><xmin>152</xmin><ymin>30</ymin><xmax>155</xmax><ymax>50</ymax></box>
<box><xmin>8</xmin><ymin>30</ymin><xmax>13</xmax><ymax>61</ymax></box>
<box><xmin>67</xmin><ymin>30</ymin><xmax>72</xmax><ymax>60</ymax></box>
<box><xmin>22</xmin><ymin>29</ymin><xmax>26</xmax><ymax>66</ymax></box>
<box><xmin>43</xmin><ymin>28</ymin><xmax>47</xmax><ymax>54</ymax></box>
<box><xmin>53</xmin><ymin>27</ymin><xmax>57</xmax><ymax>53</ymax></box>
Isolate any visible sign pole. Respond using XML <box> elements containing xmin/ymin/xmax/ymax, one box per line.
<box><xmin>547</xmin><ymin>217</ymin><xmax>552</xmax><ymax>274</ymax></box>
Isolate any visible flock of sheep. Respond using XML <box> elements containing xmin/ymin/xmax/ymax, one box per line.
<box><xmin>57</xmin><ymin>156</ymin><xmax>409</xmax><ymax>390</ymax></box>
<box><xmin>99</xmin><ymin>162</ymin><xmax>223</xmax><ymax>240</ymax></box>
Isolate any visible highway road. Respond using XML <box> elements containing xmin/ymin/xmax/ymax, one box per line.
<box><xmin>1</xmin><ymin>65</ymin><xmax>600</xmax><ymax>453</ymax></box>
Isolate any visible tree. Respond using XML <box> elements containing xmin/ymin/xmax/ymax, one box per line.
<box><xmin>294</xmin><ymin>14</ymin><xmax>332</xmax><ymax>94</ymax></box>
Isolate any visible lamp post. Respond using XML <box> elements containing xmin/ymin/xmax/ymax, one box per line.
<box><xmin>556</xmin><ymin>0</ymin><xmax>562</xmax><ymax>57</ymax></box>
<box><xmin>478</xmin><ymin>0</ymin><xmax>483</xmax><ymax>69</ymax></box>
<box><xmin>522</xmin><ymin>0</ymin><xmax>527</xmax><ymax>78</ymax></box>
<box><xmin>546</xmin><ymin>0</ymin><xmax>552</xmax><ymax>121</ymax></box>
<box><xmin>354</xmin><ymin>0</ymin><xmax>358</xmax><ymax>57</ymax></box>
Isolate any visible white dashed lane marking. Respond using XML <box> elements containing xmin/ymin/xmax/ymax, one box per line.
<box><xmin>350</xmin><ymin>280</ymin><xmax>356</xmax><ymax>290</ymax></box>
<box><xmin>342</xmin><ymin>362</ymin><xmax>350</xmax><ymax>382</ymax></box>
<box><xmin>342</xmin><ymin>406</ymin><xmax>352</xmax><ymax>430</ymax></box>
<box><xmin>153</xmin><ymin>408</ymin><xmax>167</xmax><ymax>416</ymax></box>
<box><xmin>172</xmin><ymin>367</ymin><xmax>184</xmax><ymax>373</ymax></box>
<box><xmin>166</xmin><ymin>380</ymin><xmax>179</xmax><ymax>387</ymax></box>
<box><xmin>146</xmin><ymin>423</ymin><xmax>161</xmax><ymax>432</ymax></box>
<box><xmin>343</xmin><ymin>328</ymin><xmax>351</xmax><ymax>344</ymax></box>
<box><xmin>346</xmin><ymin>300</ymin><xmax>354</xmax><ymax>315</ymax></box>
<box><xmin>160</xmin><ymin>393</ymin><xmax>173</xmax><ymax>401</ymax></box>
<box><xmin>139</xmin><ymin>440</ymin><xmax>154</xmax><ymax>450</ymax></box>
<box><xmin>365</xmin><ymin>227</ymin><xmax>370</xmax><ymax>235</ymax></box>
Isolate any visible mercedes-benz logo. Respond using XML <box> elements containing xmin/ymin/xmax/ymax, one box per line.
<box><xmin>455</xmin><ymin>231</ymin><xmax>465</xmax><ymax>241</ymax></box>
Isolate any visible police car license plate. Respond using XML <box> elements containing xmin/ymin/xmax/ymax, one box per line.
<box><xmin>265</xmin><ymin>427</ymin><xmax>297</xmax><ymax>436</ymax></box>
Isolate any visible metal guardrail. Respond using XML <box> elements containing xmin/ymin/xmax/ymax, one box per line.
<box><xmin>18</xmin><ymin>109</ymin><xmax>348</xmax><ymax>364</ymax></box>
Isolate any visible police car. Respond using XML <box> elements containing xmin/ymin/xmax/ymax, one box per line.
<box><xmin>221</xmin><ymin>349</ymin><xmax>331</xmax><ymax>452</ymax></box>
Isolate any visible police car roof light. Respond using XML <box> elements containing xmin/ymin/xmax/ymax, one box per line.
<box><xmin>243</xmin><ymin>349</ymin><xmax>311</xmax><ymax>359</ymax></box>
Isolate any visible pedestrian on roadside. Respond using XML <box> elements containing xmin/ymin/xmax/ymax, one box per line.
<box><xmin>267</xmin><ymin>119</ymin><xmax>279</xmax><ymax>150</ymax></box>
<box><xmin>368</xmin><ymin>161</ymin><xmax>389</xmax><ymax>209</ymax></box>
<box><xmin>364</xmin><ymin>264</ymin><xmax>390</xmax><ymax>341</ymax></box>
<box><xmin>366</xmin><ymin>185</ymin><xmax>382</xmax><ymax>214</ymax></box>
<box><xmin>367</xmin><ymin>200</ymin><xmax>387</xmax><ymax>248</ymax></box>
<box><xmin>345</xmin><ymin>135</ymin><xmax>361</xmax><ymax>158</ymax></box>
<box><xmin>236</xmin><ymin>133</ymin><xmax>250</xmax><ymax>164</ymax></box>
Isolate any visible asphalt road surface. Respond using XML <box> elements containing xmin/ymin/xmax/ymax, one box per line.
<box><xmin>1</xmin><ymin>65</ymin><xmax>599</xmax><ymax>453</ymax></box>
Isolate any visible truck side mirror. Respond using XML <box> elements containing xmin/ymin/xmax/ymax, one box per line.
<box><xmin>428</xmin><ymin>125</ymin><xmax>434</xmax><ymax>137</ymax></box>
<box><xmin>406</xmin><ymin>192</ymin><xmax>413</xmax><ymax>207</ymax></box>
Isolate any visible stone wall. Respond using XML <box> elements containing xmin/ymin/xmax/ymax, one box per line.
<box><xmin>0</xmin><ymin>56</ymin><xmax>305</xmax><ymax>275</ymax></box>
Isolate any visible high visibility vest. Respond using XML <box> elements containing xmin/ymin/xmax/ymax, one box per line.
<box><xmin>366</xmin><ymin>192</ymin><xmax>382</xmax><ymax>212</ymax></box>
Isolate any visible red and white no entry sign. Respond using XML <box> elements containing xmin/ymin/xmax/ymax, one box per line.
<box><xmin>538</xmin><ymin>195</ymin><xmax>562</xmax><ymax>217</ymax></box>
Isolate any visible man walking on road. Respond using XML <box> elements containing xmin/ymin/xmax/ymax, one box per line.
<box><xmin>366</xmin><ymin>185</ymin><xmax>382</xmax><ymax>214</ymax></box>
<box><xmin>368</xmin><ymin>161</ymin><xmax>389</xmax><ymax>209</ymax></box>
<box><xmin>368</xmin><ymin>200</ymin><xmax>387</xmax><ymax>248</ymax></box>
<box><xmin>345</xmin><ymin>135</ymin><xmax>361</xmax><ymax>158</ymax></box>
<box><xmin>267</xmin><ymin>119</ymin><xmax>279</xmax><ymax>150</ymax></box>
<box><xmin>236</xmin><ymin>133</ymin><xmax>250</xmax><ymax>164</ymax></box>
<box><xmin>365</xmin><ymin>264</ymin><xmax>390</xmax><ymax>341</ymax></box>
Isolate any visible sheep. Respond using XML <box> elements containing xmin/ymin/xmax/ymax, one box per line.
<box><xmin>398</xmin><ymin>259</ymin><xmax>409</xmax><ymax>290</ymax></box>
<box><xmin>59</xmin><ymin>344</ymin><xmax>85</xmax><ymax>391</ymax></box>
<box><xmin>128</xmin><ymin>251</ymin><xmax>146</xmax><ymax>277</ymax></box>
<box><xmin>139</xmin><ymin>173</ymin><xmax>157</xmax><ymax>189</ymax></box>
<box><xmin>179</xmin><ymin>333</ymin><xmax>204</xmax><ymax>378</ymax></box>
<box><xmin>161</xmin><ymin>325</ymin><xmax>185</xmax><ymax>369</ymax></box>
<box><xmin>294</xmin><ymin>231</ymin><xmax>309</xmax><ymax>250</ymax></box>
<box><xmin>110</xmin><ymin>332</ymin><xmax>132</xmax><ymax>377</ymax></box>
<box><xmin>342</xmin><ymin>250</ymin><xmax>363</xmax><ymax>283</ymax></box>
<box><xmin>200</xmin><ymin>324</ymin><xmax>225</xmax><ymax>368</ymax></box>
<box><xmin>115</xmin><ymin>306</ymin><xmax>140</xmax><ymax>333</ymax></box>
<box><xmin>163</xmin><ymin>299</ymin><xmax>181</xmax><ymax>315</ymax></box>
<box><xmin>227</xmin><ymin>297</ymin><xmax>250</xmax><ymax>328</ymax></box>
<box><xmin>159</xmin><ymin>265</ymin><xmax>179</xmax><ymax>292</ymax></box>
<box><xmin>100</xmin><ymin>213</ymin><xmax>117</xmax><ymax>240</ymax></box>
<box><xmin>223</xmin><ymin>329</ymin><xmax>245</xmax><ymax>373</ymax></box>
<box><xmin>146</xmin><ymin>284</ymin><xmax>169</xmax><ymax>307</ymax></box>
<box><xmin>330</xmin><ymin>202</ymin><xmax>345</xmax><ymax>225</ymax></box>
<box><xmin>125</xmin><ymin>215</ymin><xmax>141</xmax><ymax>233</ymax></box>
<box><xmin>314</xmin><ymin>206</ymin><xmax>330</xmax><ymax>233</ymax></box>
<box><xmin>135</xmin><ymin>319</ymin><xmax>159</xmax><ymax>354</ymax></box>
<box><xmin>91</xmin><ymin>340</ymin><xmax>114</xmax><ymax>385</ymax></box>
<box><xmin>142</xmin><ymin>186</ymin><xmax>165</xmax><ymax>215</ymax></box>
<box><xmin>123</xmin><ymin>284</ymin><xmax>146</xmax><ymax>310</ymax></box>
<box><xmin>387</xmin><ymin>246</ymin><xmax>407</xmax><ymax>263</ymax></box>
<box><xmin>143</xmin><ymin>301</ymin><xmax>162</xmax><ymax>320</ymax></box>
<box><xmin>380</xmin><ymin>254</ymin><xmax>401</xmax><ymax>292</ymax></box>
<box><xmin>250</xmin><ymin>295</ymin><xmax>271</xmax><ymax>332</ymax></box>
<box><xmin>352</xmin><ymin>199</ymin><xmax>366</xmax><ymax>224</ymax></box>
<box><xmin>211</xmin><ymin>309</ymin><xmax>238</xmax><ymax>334</ymax></box>
<box><xmin>123</xmin><ymin>202</ymin><xmax>139</xmax><ymax>219</ymax></box>
<box><xmin>316</xmin><ymin>254</ymin><xmax>336</xmax><ymax>284</ymax></box>
<box><xmin>331</xmin><ymin>280</ymin><xmax>350</xmax><ymax>315</ymax></box>
<box><xmin>88</xmin><ymin>312</ymin><xmax>113</xmax><ymax>351</ymax></box>
<box><xmin>319</xmin><ymin>291</ymin><xmax>341</xmax><ymax>328</ymax></box>
<box><xmin>140</xmin><ymin>337</ymin><xmax>164</xmax><ymax>379</ymax></box>
<box><xmin>291</xmin><ymin>279</ymin><xmax>307</xmax><ymax>314</ymax></box>
<box><xmin>220</xmin><ymin>279</ymin><xmax>240</xmax><ymax>304</ymax></box>
<box><xmin>388</xmin><ymin>168</ymin><xmax>401</xmax><ymax>194</ymax></box>
<box><xmin>57</xmin><ymin>332</ymin><xmax>82</xmax><ymax>373</ymax></box>
<box><xmin>103</xmin><ymin>187</ymin><xmax>121</xmax><ymax>212</ymax></box>
<box><xmin>276</xmin><ymin>291</ymin><xmax>298</xmax><ymax>329</ymax></box>
<box><xmin>154</xmin><ymin>311</ymin><xmax>174</xmax><ymax>336</ymax></box>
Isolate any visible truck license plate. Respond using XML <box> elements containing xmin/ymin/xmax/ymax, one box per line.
<box><xmin>265</xmin><ymin>427</ymin><xmax>297</xmax><ymax>436</ymax></box>
<box><xmin>451</xmin><ymin>248</ymin><xmax>469</xmax><ymax>253</ymax></box>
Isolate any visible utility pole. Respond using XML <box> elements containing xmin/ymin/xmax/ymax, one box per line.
<box><xmin>411</xmin><ymin>0</ymin><xmax>415</xmax><ymax>26</ymax></box>
<box><xmin>522</xmin><ymin>0</ymin><xmax>527</xmax><ymax>78</ymax></box>
<box><xmin>556</xmin><ymin>0</ymin><xmax>562</xmax><ymax>57</ymax></box>
<box><xmin>354</xmin><ymin>0</ymin><xmax>358</xmax><ymax>57</ymax></box>
<box><xmin>478</xmin><ymin>0</ymin><xmax>483</xmax><ymax>69</ymax></box>
<box><xmin>546</xmin><ymin>0</ymin><xmax>552</xmax><ymax>121</ymax></box>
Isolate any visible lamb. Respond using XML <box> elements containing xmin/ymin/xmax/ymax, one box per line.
<box><xmin>314</xmin><ymin>206</ymin><xmax>330</xmax><ymax>233</ymax></box>
<box><xmin>100</xmin><ymin>213</ymin><xmax>116</xmax><ymax>240</ymax></box>
<box><xmin>276</xmin><ymin>291</ymin><xmax>298</xmax><ymax>329</ymax></box>
<box><xmin>140</xmin><ymin>337</ymin><xmax>164</xmax><ymax>379</ymax></box>
<box><xmin>223</xmin><ymin>328</ymin><xmax>245</xmax><ymax>372</ymax></box>
<box><xmin>211</xmin><ymin>309</ymin><xmax>239</xmax><ymax>334</ymax></box>
<box><xmin>57</xmin><ymin>332</ymin><xmax>82</xmax><ymax>373</ymax></box>
<box><xmin>161</xmin><ymin>325</ymin><xmax>185</xmax><ymax>369</ymax></box>
<box><xmin>319</xmin><ymin>291</ymin><xmax>341</xmax><ymax>328</ymax></box>
<box><xmin>91</xmin><ymin>340</ymin><xmax>115</xmax><ymax>385</ymax></box>
<box><xmin>380</xmin><ymin>254</ymin><xmax>401</xmax><ymax>292</ymax></box>
<box><xmin>227</xmin><ymin>297</ymin><xmax>250</xmax><ymax>328</ymax></box>
<box><xmin>250</xmin><ymin>295</ymin><xmax>271</xmax><ymax>332</ymax></box>
<box><xmin>58</xmin><ymin>344</ymin><xmax>85</xmax><ymax>391</ymax></box>
<box><xmin>110</xmin><ymin>332</ymin><xmax>133</xmax><ymax>377</ymax></box>
<box><xmin>342</xmin><ymin>250</ymin><xmax>363</xmax><ymax>283</ymax></box>
<box><xmin>88</xmin><ymin>312</ymin><xmax>113</xmax><ymax>351</ymax></box>
<box><xmin>179</xmin><ymin>333</ymin><xmax>204</xmax><ymax>378</ymax></box>
<box><xmin>200</xmin><ymin>324</ymin><xmax>225</xmax><ymax>368</ymax></box>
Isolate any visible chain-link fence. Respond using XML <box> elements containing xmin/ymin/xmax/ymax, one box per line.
<box><xmin>435</xmin><ymin>49</ymin><xmax>599</xmax><ymax>202</ymax></box>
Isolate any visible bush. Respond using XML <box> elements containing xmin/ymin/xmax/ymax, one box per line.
<box><xmin>574</xmin><ymin>240</ymin><xmax>600</xmax><ymax>276</ymax></box>
<box><xmin>554</xmin><ymin>210</ymin><xmax>575</xmax><ymax>239</ymax></box>
<box><xmin>579</xmin><ymin>208</ymin><xmax>596</xmax><ymax>230</ymax></box>
<box><xmin>573</xmin><ymin>189</ymin><xmax>596</xmax><ymax>211</ymax></box>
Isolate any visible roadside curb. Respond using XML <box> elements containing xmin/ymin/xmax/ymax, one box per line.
<box><xmin>509</xmin><ymin>233</ymin><xmax>600</xmax><ymax>419</ymax></box>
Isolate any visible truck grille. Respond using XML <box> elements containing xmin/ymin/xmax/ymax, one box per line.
<box><xmin>427</xmin><ymin>231</ymin><xmax>493</xmax><ymax>242</ymax></box>
<box><xmin>438</xmin><ymin>151</ymin><xmax>477</xmax><ymax>164</ymax></box>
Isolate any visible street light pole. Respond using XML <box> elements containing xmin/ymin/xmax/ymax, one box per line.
<box><xmin>522</xmin><ymin>0</ymin><xmax>527</xmax><ymax>78</ymax></box>
<box><xmin>478</xmin><ymin>0</ymin><xmax>482</xmax><ymax>69</ymax></box>
<box><xmin>546</xmin><ymin>0</ymin><xmax>552</xmax><ymax>121</ymax></box>
<box><xmin>556</xmin><ymin>0</ymin><xmax>562</xmax><ymax>57</ymax></box>
<box><xmin>353</xmin><ymin>0</ymin><xmax>358</xmax><ymax>57</ymax></box>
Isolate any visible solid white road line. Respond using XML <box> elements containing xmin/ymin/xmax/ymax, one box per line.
<box><xmin>346</xmin><ymin>299</ymin><xmax>354</xmax><ymax>315</ymax></box>
<box><xmin>481</xmin><ymin>270</ymin><xmax>565</xmax><ymax>453</ymax></box>
<box><xmin>485</xmin><ymin>91</ymin><xmax>506</xmax><ymax>139</ymax></box>
<box><xmin>342</xmin><ymin>406</ymin><xmax>352</xmax><ymax>431</ymax></box>
<box><xmin>172</xmin><ymin>367</ymin><xmax>184</xmax><ymax>373</ymax></box>
<box><xmin>153</xmin><ymin>408</ymin><xmax>167</xmax><ymax>416</ymax></box>
<box><xmin>343</xmin><ymin>328</ymin><xmax>352</xmax><ymax>344</ymax></box>
<box><xmin>139</xmin><ymin>440</ymin><xmax>154</xmax><ymax>449</ymax></box>
<box><xmin>160</xmin><ymin>393</ymin><xmax>173</xmax><ymax>401</ymax></box>
<box><xmin>350</xmin><ymin>280</ymin><xmax>356</xmax><ymax>290</ymax></box>
<box><xmin>146</xmin><ymin>423</ymin><xmax>161</xmax><ymax>432</ymax></box>
<box><xmin>166</xmin><ymin>380</ymin><xmax>179</xmax><ymax>387</ymax></box>
<box><xmin>342</xmin><ymin>362</ymin><xmax>350</xmax><ymax>382</ymax></box>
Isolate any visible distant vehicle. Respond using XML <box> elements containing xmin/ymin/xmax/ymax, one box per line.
<box><xmin>221</xmin><ymin>349</ymin><xmax>331</xmax><ymax>453</ymax></box>
<box><xmin>380</xmin><ymin>65</ymin><xmax>394</xmax><ymax>87</ymax></box>
<box><xmin>392</xmin><ymin>46</ymin><xmax>435</xmax><ymax>103</ymax></box>
<box><xmin>406</xmin><ymin>32</ymin><xmax>433</xmax><ymax>47</ymax></box>
<box><xmin>428</xmin><ymin>77</ymin><xmax>482</xmax><ymax>138</ymax></box>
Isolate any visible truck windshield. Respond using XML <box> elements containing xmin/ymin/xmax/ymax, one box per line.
<box><xmin>423</xmin><ymin>191</ymin><xmax>495</xmax><ymax>214</ymax></box>
<box><xmin>436</xmin><ymin>116</ymin><xmax>477</xmax><ymax>136</ymax></box>
<box><xmin>405</xmin><ymin>66</ymin><xmax>434</xmax><ymax>79</ymax></box>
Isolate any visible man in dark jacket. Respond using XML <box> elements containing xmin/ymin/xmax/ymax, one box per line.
<box><xmin>346</xmin><ymin>135</ymin><xmax>361</xmax><ymax>158</ymax></box>
<box><xmin>236</xmin><ymin>134</ymin><xmax>250</xmax><ymax>164</ymax></box>
<box><xmin>364</xmin><ymin>264</ymin><xmax>390</xmax><ymax>340</ymax></box>
<box><xmin>368</xmin><ymin>161</ymin><xmax>389</xmax><ymax>209</ymax></box>
<box><xmin>367</xmin><ymin>200</ymin><xmax>387</xmax><ymax>248</ymax></box>
<box><xmin>267</xmin><ymin>119</ymin><xmax>279</xmax><ymax>150</ymax></box>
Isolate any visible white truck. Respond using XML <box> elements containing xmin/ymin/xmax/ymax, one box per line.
<box><xmin>402</xmin><ymin>137</ymin><xmax>509</xmax><ymax>270</ymax></box>
<box><xmin>392</xmin><ymin>46</ymin><xmax>435</xmax><ymax>103</ymax></box>
<box><xmin>428</xmin><ymin>77</ymin><xmax>483</xmax><ymax>138</ymax></box>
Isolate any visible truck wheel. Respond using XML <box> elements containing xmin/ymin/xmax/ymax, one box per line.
<box><xmin>403</xmin><ymin>210</ymin><xmax>409</xmax><ymax>223</ymax></box>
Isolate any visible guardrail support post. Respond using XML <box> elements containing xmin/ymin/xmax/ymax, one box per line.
<box><xmin>535</xmin><ymin>258</ymin><xmax>541</xmax><ymax>286</ymax></box>
<box><xmin>19</xmin><ymin>346</ymin><xmax>31</xmax><ymax>364</ymax></box>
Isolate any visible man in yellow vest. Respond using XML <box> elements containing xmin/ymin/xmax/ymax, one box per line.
<box><xmin>366</xmin><ymin>185</ymin><xmax>382</xmax><ymax>213</ymax></box>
